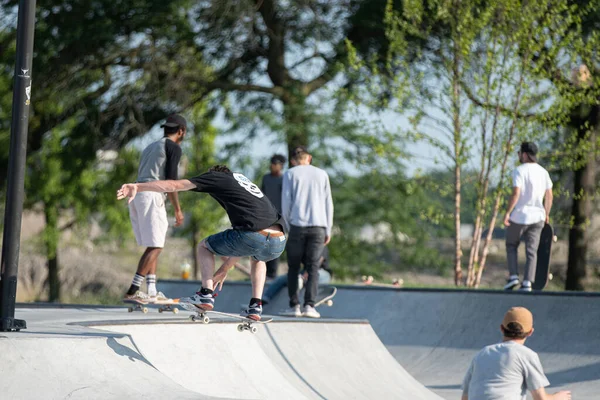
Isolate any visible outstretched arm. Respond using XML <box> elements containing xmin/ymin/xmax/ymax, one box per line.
<box><xmin>117</xmin><ymin>179</ymin><xmax>196</xmax><ymax>203</ymax></box>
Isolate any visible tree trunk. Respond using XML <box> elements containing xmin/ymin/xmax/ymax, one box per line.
<box><xmin>44</xmin><ymin>203</ymin><xmax>60</xmax><ymax>302</ymax></box>
<box><xmin>566</xmin><ymin>119</ymin><xmax>597</xmax><ymax>290</ymax></box>
<box><xmin>282</xmin><ymin>89</ymin><xmax>309</xmax><ymax>164</ymax></box>
<box><xmin>452</xmin><ymin>43</ymin><xmax>463</xmax><ymax>286</ymax></box>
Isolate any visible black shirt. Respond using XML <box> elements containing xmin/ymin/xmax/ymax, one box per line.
<box><xmin>164</xmin><ymin>139</ymin><xmax>182</xmax><ymax>180</ymax></box>
<box><xmin>189</xmin><ymin>171</ymin><xmax>284</xmax><ymax>232</ymax></box>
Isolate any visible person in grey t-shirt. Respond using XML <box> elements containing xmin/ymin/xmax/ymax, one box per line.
<box><xmin>261</xmin><ymin>154</ymin><xmax>286</xmax><ymax>279</ymax></box>
<box><xmin>462</xmin><ymin>307</ymin><xmax>571</xmax><ymax>400</ymax></box>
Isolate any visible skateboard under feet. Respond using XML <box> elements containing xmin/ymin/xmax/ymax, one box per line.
<box><xmin>179</xmin><ymin>303</ymin><xmax>272</xmax><ymax>334</ymax></box>
<box><xmin>124</xmin><ymin>299</ymin><xmax>180</xmax><ymax>314</ymax></box>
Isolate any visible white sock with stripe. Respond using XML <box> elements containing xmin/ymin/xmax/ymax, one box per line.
<box><xmin>147</xmin><ymin>274</ymin><xmax>157</xmax><ymax>297</ymax></box>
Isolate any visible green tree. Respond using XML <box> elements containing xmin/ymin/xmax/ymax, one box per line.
<box><xmin>25</xmin><ymin>125</ymin><xmax>98</xmax><ymax>301</ymax></box>
<box><xmin>1</xmin><ymin>0</ymin><xmax>214</xmax><ymax>299</ymax></box>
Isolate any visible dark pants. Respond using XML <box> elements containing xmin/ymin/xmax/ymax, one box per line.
<box><xmin>506</xmin><ymin>221</ymin><xmax>545</xmax><ymax>283</ymax></box>
<box><xmin>266</xmin><ymin>257</ymin><xmax>279</xmax><ymax>279</ymax></box>
<box><xmin>287</xmin><ymin>225</ymin><xmax>326</xmax><ymax>307</ymax></box>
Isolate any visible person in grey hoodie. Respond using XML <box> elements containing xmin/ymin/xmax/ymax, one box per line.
<box><xmin>280</xmin><ymin>146</ymin><xmax>333</xmax><ymax>318</ymax></box>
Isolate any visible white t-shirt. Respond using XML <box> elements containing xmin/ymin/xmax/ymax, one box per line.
<box><xmin>509</xmin><ymin>163</ymin><xmax>552</xmax><ymax>225</ymax></box>
<box><xmin>462</xmin><ymin>341</ymin><xmax>550</xmax><ymax>400</ymax></box>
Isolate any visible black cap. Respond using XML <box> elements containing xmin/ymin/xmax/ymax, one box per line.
<box><xmin>270</xmin><ymin>154</ymin><xmax>286</xmax><ymax>164</ymax></box>
<box><xmin>160</xmin><ymin>114</ymin><xmax>187</xmax><ymax>129</ymax></box>
<box><xmin>291</xmin><ymin>145</ymin><xmax>309</xmax><ymax>157</ymax></box>
<box><xmin>520</xmin><ymin>142</ymin><xmax>538</xmax><ymax>155</ymax></box>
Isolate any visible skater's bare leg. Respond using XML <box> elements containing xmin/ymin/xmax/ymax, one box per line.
<box><xmin>198</xmin><ymin>240</ymin><xmax>216</xmax><ymax>290</ymax></box>
<box><xmin>250</xmin><ymin>259</ymin><xmax>267</xmax><ymax>300</ymax></box>
<box><xmin>137</xmin><ymin>247</ymin><xmax>162</xmax><ymax>275</ymax></box>
<box><xmin>127</xmin><ymin>247</ymin><xmax>161</xmax><ymax>295</ymax></box>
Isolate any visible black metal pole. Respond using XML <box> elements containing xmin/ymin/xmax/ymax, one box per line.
<box><xmin>0</xmin><ymin>0</ymin><xmax>37</xmax><ymax>332</ymax></box>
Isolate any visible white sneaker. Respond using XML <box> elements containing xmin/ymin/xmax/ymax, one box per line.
<box><xmin>124</xmin><ymin>290</ymin><xmax>150</xmax><ymax>304</ymax></box>
<box><xmin>280</xmin><ymin>305</ymin><xmax>302</xmax><ymax>317</ymax></box>
<box><xmin>180</xmin><ymin>291</ymin><xmax>214</xmax><ymax>310</ymax></box>
<box><xmin>148</xmin><ymin>291</ymin><xmax>172</xmax><ymax>304</ymax></box>
<box><xmin>303</xmin><ymin>305</ymin><xmax>320</xmax><ymax>319</ymax></box>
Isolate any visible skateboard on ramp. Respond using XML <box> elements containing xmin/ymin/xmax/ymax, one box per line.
<box><xmin>124</xmin><ymin>298</ymin><xmax>180</xmax><ymax>314</ymax></box>
<box><xmin>532</xmin><ymin>223</ymin><xmax>557</xmax><ymax>291</ymax></box>
<box><xmin>178</xmin><ymin>303</ymin><xmax>272</xmax><ymax>333</ymax></box>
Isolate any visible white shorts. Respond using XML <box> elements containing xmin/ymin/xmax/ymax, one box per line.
<box><xmin>129</xmin><ymin>192</ymin><xmax>168</xmax><ymax>248</ymax></box>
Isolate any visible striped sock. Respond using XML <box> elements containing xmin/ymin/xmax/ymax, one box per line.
<box><xmin>147</xmin><ymin>274</ymin><xmax>157</xmax><ymax>297</ymax></box>
<box><xmin>127</xmin><ymin>273</ymin><xmax>145</xmax><ymax>295</ymax></box>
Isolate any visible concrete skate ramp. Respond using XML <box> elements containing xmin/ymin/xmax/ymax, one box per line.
<box><xmin>0</xmin><ymin>334</ymin><xmax>213</xmax><ymax>399</ymax></box>
<box><xmin>98</xmin><ymin>321</ymin><xmax>441</xmax><ymax>400</ymax></box>
<box><xmin>160</xmin><ymin>280</ymin><xmax>600</xmax><ymax>399</ymax></box>
<box><xmin>264</xmin><ymin>288</ymin><xmax>600</xmax><ymax>399</ymax></box>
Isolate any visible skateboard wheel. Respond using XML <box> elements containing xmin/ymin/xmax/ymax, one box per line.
<box><xmin>326</xmin><ymin>300</ymin><xmax>333</xmax><ymax>306</ymax></box>
<box><xmin>173</xmin><ymin>308</ymin><xmax>179</xmax><ymax>314</ymax></box>
<box><xmin>189</xmin><ymin>315</ymin><xmax>196</xmax><ymax>321</ymax></box>
<box><xmin>202</xmin><ymin>316</ymin><xmax>210</xmax><ymax>324</ymax></box>
<box><xmin>237</xmin><ymin>324</ymin><xmax>244</xmax><ymax>332</ymax></box>
<box><xmin>128</xmin><ymin>307</ymin><xmax>133</xmax><ymax>313</ymax></box>
<box><xmin>142</xmin><ymin>307</ymin><xmax>148</xmax><ymax>314</ymax></box>
<box><xmin>158</xmin><ymin>308</ymin><xmax>163</xmax><ymax>313</ymax></box>
<box><xmin>251</xmin><ymin>326</ymin><xmax>258</xmax><ymax>334</ymax></box>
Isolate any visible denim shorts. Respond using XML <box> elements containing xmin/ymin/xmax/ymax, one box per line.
<box><xmin>205</xmin><ymin>229</ymin><xmax>287</xmax><ymax>262</ymax></box>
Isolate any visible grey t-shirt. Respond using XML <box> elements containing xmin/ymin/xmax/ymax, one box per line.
<box><xmin>462</xmin><ymin>341</ymin><xmax>550</xmax><ymax>400</ymax></box>
<box><xmin>137</xmin><ymin>137</ymin><xmax>182</xmax><ymax>183</ymax></box>
<box><xmin>261</xmin><ymin>173</ymin><xmax>283</xmax><ymax>212</ymax></box>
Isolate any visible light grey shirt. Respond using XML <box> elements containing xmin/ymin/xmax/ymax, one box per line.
<box><xmin>462</xmin><ymin>341</ymin><xmax>550</xmax><ymax>400</ymax></box>
<box><xmin>137</xmin><ymin>137</ymin><xmax>182</xmax><ymax>183</ymax></box>
<box><xmin>282</xmin><ymin>165</ymin><xmax>334</xmax><ymax>236</ymax></box>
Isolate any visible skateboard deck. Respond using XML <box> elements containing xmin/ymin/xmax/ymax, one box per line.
<box><xmin>178</xmin><ymin>302</ymin><xmax>272</xmax><ymax>333</ymax></box>
<box><xmin>124</xmin><ymin>298</ymin><xmax>180</xmax><ymax>314</ymax></box>
<box><xmin>533</xmin><ymin>223</ymin><xmax>556</xmax><ymax>291</ymax></box>
<box><xmin>313</xmin><ymin>286</ymin><xmax>337</xmax><ymax>308</ymax></box>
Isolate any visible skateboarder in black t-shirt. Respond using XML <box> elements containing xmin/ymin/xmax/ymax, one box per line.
<box><xmin>117</xmin><ymin>165</ymin><xmax>287</xmax><ymax>320</ymax></box>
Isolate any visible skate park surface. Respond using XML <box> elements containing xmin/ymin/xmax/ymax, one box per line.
<box><xmin>1</xmin><ymin>282</ymin><xmax>598</xmax><ymax>399</ymax></box>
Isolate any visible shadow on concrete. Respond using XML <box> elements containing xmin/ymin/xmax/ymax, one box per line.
<box><xmin>105</xmin><ymin>337</ymin><xmax>153</xmax><ymax>367</ymax></box>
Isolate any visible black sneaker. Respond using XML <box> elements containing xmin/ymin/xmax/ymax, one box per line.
<box><xmin>240</xmin><ymin>301</ymin><xmax>262</xmax><ymax>321</ymax></box>
<box><xmin>503</xmin><ymin>278</ymin><xmax>520</xmax><ymax>291</ymax></box>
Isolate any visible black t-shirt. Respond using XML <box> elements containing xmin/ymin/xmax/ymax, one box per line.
<box><xmin>189</xmin><ymin>171</ymin><xmax>284</xmax><ymax>232</ymax></box>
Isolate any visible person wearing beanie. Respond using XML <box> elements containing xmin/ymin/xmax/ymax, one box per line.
<box><xmin>462</xmin><ymin>307</ymin><xmax>571</xmax><ymax>400</ymax></box>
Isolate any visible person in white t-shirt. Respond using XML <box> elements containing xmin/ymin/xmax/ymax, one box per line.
<box><xmin>503</xmin><ymin>142</ymin><xmax>553</xmax><ymax>291</ymax></box>
<box><xmin>462</xmin><ymin>307</ymin><xmax>571</xmax><ymax>400</ymax></box>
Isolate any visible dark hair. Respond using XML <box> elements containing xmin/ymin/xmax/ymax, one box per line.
<box><xmin>271</xmin><ymin>154</ymin><xmax>286</xmax><ymax>164</ymax></box>
<box><xmin>502</xmin><ymin>322</ymin><xmax>530</xmax><ymax>339</ymax></box>
<box><xmin>164</xmin><ymin>125</ymin><xmax>181</xmax><ymax>135</ymax></box>
<box><xmin>208</xmin><ymin>165</ymin><xmax>231</xmax><ymax>173</ymax></box>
